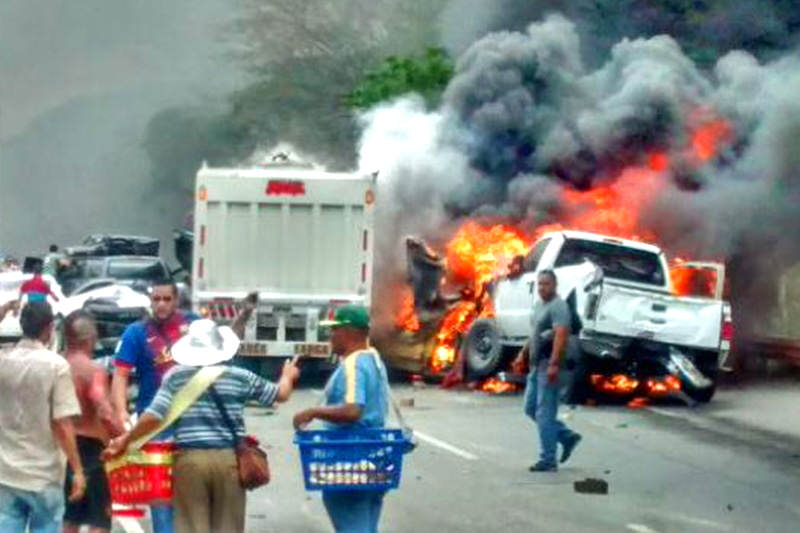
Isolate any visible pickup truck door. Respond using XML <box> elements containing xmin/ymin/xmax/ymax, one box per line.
<box><xmin>587</xmin><ymin>281</ymin><xmax>724</xmax><ymax>350</ymax></box>
<box><xmin>493</xmin><ymin>272</ymin><xmax>537</xmax><ymax>341</ymax></box>
<box><xmin>493</xmin><ymin>237</ymin><xmax>556</xmax><ymax>341</ymax></box>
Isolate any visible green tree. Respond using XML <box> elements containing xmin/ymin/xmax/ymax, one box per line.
<box><xmin>345</xmin><ymin>47</ymin><xmax>454</xmax><ymax>110</ymax></box>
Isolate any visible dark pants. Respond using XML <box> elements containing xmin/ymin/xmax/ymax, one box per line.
<box><xmin>64</xmin><ymin>436</ymin><xmax>111</xmax><ymax>530</ymax></box>
<box><xmin>322</xmin><ymin>491</ymin><xmax>385</xmax><ymax>533</ymax></box>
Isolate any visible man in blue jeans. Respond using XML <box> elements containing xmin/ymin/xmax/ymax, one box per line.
<box><xmin>293</xmin><ymin>305</ymin><xmax>389</xmax><ymax>533</ymax></box>
<box><xmin>514</xmin><ymin>269</ymin><xmax>582</xmax><ymax>472</ymax></box>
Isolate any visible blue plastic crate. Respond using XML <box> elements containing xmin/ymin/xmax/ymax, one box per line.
<box><xmin>295</xmin><ymin>428</ymin><xmax>412</xmax><ymax>492</ymax></box>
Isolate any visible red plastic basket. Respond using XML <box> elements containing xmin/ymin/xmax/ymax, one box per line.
<box><xmin>104</xmin><ymin>442</ymin><xmax>175</xmax><ymax>505</ymax></box>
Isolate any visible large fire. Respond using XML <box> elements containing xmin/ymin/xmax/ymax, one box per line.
<box><xmin>397</xmin><ymin>109</ymin><xmax>734</xmax><ymax>379</ymax></box>
<box><xmin>429</xmin><ymin>223</ymin><xmax>531</xmax><ymax>373</ymax></box>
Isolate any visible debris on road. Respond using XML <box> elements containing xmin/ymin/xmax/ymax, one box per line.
<box><xmin>399</xmin><ymin>397</ymin><xmax>416</xmax><ymax>408</ymax></box>
<box><xmin>574</xmin><ymin>478</ymin><xmax>609</xmax><ymax>495</ymax></box>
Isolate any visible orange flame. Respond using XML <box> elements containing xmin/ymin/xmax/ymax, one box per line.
<box><xmin>561</xmin><ymin>166</ymin><xmax>663</xmax><ymax>242</ymax></box>
<box><xmin>669</xmin><ymin>264</ymin><xmax>718</xmax><ymax>298</ymax></box>
<box><xmin>480</xmin><ymin>377</ymin><xmax>520</xmax><ymax>394</ymax></box>
<box><xmin>427</xmin><ymin>223</ymin><xmax>531</xmax><ymax>373</ymax></box>
<box><xmin>691</xmin><ymin>116</ymin><xmax>733</xmax><ymax>162</ymax></box>
<box><xmin>645</xmin><ymin>375</ymin><xmax>681</xmax><ymax>397</ymax></box>
<box><xmin>395</xmin><ymin>289</ymin><xmax>420</xmax><ymax>332</ymax></box>
<box><xmin>590</xmin><ymin>374</ymin><xmax>640</xmax><ymax>395</ymax></box>
<box><xmin>446</xmin><ymin>222</ymin><xmax>531</xmax><ymax>290</ymax></box>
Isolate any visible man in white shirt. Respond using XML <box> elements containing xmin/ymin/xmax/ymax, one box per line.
<box><xmin>0</xmin><ymin>301</ymin><xmax>85</xmax><ymax>533</ymax></box>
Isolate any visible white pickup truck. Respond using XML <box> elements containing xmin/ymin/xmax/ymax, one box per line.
<box><xmin>191</xmin><ymin>160</ymin><xmax>376</xmax><ymax>375</ymax></box>
<box><xmin>463</xmin><ymin>230</ymin><xmax>731</xmax><ymax>402</ymax></box>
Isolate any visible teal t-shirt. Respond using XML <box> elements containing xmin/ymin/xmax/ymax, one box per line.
<box><xmin>324</xmin><ymin>349</ymin><xmax>389</xmax><ymax>430</ymax></box>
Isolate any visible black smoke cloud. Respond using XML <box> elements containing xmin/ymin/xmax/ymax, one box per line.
<box><xmin>362</xmin><ymin>14</ymin><xmax>800</xmax><ymax>334</ymax></box>
<box><xmin>440</xmin><ymin>0</ymin><xmax>800</xmax><ymax>66</ymax></box>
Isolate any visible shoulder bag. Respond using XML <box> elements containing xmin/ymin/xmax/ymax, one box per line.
<box><xmin>209</xmin><ymin>384</ymin><xmax>271</xmax><ymax>489</ymax></box>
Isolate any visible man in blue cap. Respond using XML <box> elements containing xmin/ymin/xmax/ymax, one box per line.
<box><xmin>293</xmin><ymin>304</ymin><xmax>389</xmax><ymax>533</ymax></box>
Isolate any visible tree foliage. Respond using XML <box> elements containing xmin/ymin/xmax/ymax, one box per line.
<box><xmin>143</xmin><ymin>0</ymin><xmax>449</xmax><ymax>182</ymax></box>
<box><xmin>345</xmin><ymin>47</ymin><xmax>454</xmax><ymax>110</ymax></box>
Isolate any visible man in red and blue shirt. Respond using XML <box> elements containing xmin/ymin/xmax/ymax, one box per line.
<box><xmin>111</xmin><ymin>282</ymin><xmax>196</xmax><ymax>533</ymax></box>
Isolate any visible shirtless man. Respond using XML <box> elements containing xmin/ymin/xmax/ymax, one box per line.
<box><xmin>62</xmin><ymin>311</ymin><xmax>124</xmax><ymax>533</ymax></box>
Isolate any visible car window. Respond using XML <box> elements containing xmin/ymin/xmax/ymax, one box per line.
<box><xmin>524</xmin><ymin>238</ymin><xmax>550</xmax><ymax>272</ymax></box>
<box><xmin>58</xmin><ymin>259</ymin><xmax>105</xmax><ymax>296</ymax></box>
<box><xmin>74</xmin><ymin>279</ymin><xmax>115</xmax><ymax>295</ymax></box>
<box><xmin>555</xmin><ymin>238</ymin><xmax>665</xmax><ymax>286</ymax></box>
<box><xmin>107</xmin><ymin>258</ymin><xmax>168</xmax><ymax>282</ymax></box>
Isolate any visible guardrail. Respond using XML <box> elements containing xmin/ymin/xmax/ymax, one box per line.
<box><xmin>737</xmin><ymin>336</ymin><xmax>800</xmax><ymax>367</ymax></box>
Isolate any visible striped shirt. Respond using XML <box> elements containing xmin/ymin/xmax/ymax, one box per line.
<box><xmin>145</xmin><ymin>365</ymin><xmax>279</xmax><ymax>449</ymax></box>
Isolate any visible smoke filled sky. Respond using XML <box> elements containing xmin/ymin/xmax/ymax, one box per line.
<box><xmin>0</xmin><ymin>0</ymin><xmax>240</xmax><ymax>258</ymax></box>
<box><xmin>363</xmin><ymin>13</ymin><xmax>800</xmax><ymax>331</ymax></box>
<box><xmin>0</xmin><ymin>0</ymin><xmax>239</xmax><ymax>139</ymax></box>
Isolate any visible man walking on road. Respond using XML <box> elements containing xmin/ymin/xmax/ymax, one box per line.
<box><xmin>63</xmin><ymin>311</ymin><xmax>125</xmax><ymax>533</ymax></box>
<box><xmin>0</xmin><ymin>302</ymin><xmax>86</xmax><ymax>533</ymax></box>
<box><xmin>293</xmin><ymin>305</ymin><xmax>390</xmax><ymax>533</ymax></box>
<box><xmin>514</xmin><ymin>270</ymin><xmax>582</xmax><ymax>472</ymax></box>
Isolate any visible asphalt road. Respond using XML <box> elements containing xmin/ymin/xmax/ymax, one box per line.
<box><xmin>226</xmin><ymin>384</ymin><xmax>800</xmax><ymax>533</ymax></box>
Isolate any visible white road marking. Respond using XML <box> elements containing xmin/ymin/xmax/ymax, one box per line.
<box><xmin>415</xmin><ymin>431</ymin><xmax>479</xmax><ymax>461</ymax></box>
<box><xmin>646</xmin><ymin>407</ymin><xmax>690</xmax><ymax>420</ymax></box>
<box><xmin>626</xmin><ymin>524</ymin><xmax>661</xmax><ymax>533</ymax></box>
<box><xmin>671</xmin><ymin>514</ymin><xmax>731</xmax><ymax>531</ymax></box>
<box><xmin>115</xmin><ymin>517</ymin><xmax>145</xmax><ymax>533</ymax></box>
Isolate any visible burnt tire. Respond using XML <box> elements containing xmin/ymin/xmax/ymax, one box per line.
<box><xmin>684</xmin><ymin>382</ymin><xmax>716</xmax><ymax>403</ymax></box>
<box><xmin>464</xmin><ymin>318</ymin><xmax>503</xmax><ymax>379</ymax></box>
<box><xmin>682</xmin><ymin>364</ymin><xmax>718</xmax><ymax>403</ymax></box>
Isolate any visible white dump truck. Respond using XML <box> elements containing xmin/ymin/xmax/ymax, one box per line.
<box><xmin>191</xmin><ymin>160</ymin><xmax>376</xmax><ymax>372</ymax></box>
<box><xmin>464</xmin><ymin>230</ymin><xmax>732</xmax><ymax>402</ymax></box>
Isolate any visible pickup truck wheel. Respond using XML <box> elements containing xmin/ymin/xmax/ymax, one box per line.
<box><xmin>682</xmin><ymin>366</ymin><xmax>718</xmax><ymax>403</ymax></box>
<box><xmin>684</xmin><ymin>382</ymin><xmax>716</xmax><ymax>403</ymax></box>
<box><xmin>464</xmin><ymin>318</ymin><xmax>503</xmax><ymax>379</ymax></box>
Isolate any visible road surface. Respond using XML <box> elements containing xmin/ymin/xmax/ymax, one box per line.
<box><xmin>221</xmin><ymin>383</ymin><xmax>800</xmax><ymax>533</ymax></box>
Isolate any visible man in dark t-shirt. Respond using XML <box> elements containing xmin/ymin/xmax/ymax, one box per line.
<box><xmin>514</xmin><ymin>269</ymin><xmax>582</xmax><ymax>472</ymax></box>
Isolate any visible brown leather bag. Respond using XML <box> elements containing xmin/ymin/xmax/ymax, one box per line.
<box><xmin>209</xmin><ymin>385</ymin><xmax>271</xmax><ymax>489</ymax></box>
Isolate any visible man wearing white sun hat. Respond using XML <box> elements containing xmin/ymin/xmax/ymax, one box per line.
<box><xmin>104</xmin><ymin>319</ymin><xmax>300</xmax><ymax>533</ymax></box>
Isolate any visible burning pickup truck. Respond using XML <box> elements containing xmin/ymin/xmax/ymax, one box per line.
<box><xmin>382</xmin><ymin>228</ymin><xmax>732</xmax><ymax>403</ymax></box>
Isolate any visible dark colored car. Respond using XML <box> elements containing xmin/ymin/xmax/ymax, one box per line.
<box><xmin>65</xmin><ymin>234</ymin><xmax>160</xmax><ymax>258</ymax></box>
<box><xmin>58</xmin><ymin>255</ymin><xmax>173</xmax><ymax>296</ymax></box>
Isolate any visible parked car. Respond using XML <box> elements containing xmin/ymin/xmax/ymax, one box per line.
<box><xmin>58</xmin><ymin>255</ymin><xmax>173</xmax><ymax>296</ymax></box>
<box><xmin>65</xmin><ymin>234</ymin><xmax>159</xmax><ymax>258</ymax></box>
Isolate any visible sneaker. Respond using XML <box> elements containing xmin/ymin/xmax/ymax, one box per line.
<box><xmin>529</xmin><ymin>461</ymin><xmax>557</xmax><ymax>472</ymax></box>
<box><xmin>560</xmin><ymin>433</ymin><xmax>582</xmax><ymax>464</ymax></box>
